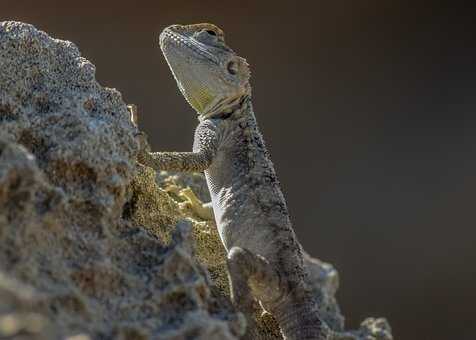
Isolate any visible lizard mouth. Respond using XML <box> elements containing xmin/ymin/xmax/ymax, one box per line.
<box><xmin>159</xmin><ymin>27</ymin><xmax>219</xmax><ymax>116</ymax></box>
<box><xmin>159</xmin><ymin>28</ymin><xmax>219</xmax><ymax>65</ymax></box>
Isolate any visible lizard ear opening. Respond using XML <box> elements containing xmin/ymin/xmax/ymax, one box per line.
<box><xmin>227</xmin><ymin>61</ymin><xmax>238</xmax><ymax>75</ymax></box>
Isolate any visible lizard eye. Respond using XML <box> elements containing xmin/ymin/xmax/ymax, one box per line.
<box><xmin>227</xmin><ymin>61</ymin><xmax>238</xmax><ymax>75</ymax></box>
<box><xmin>205</xmin><ymin>30</ymin><xmax>217</xmax><ymax>36</ymax></box>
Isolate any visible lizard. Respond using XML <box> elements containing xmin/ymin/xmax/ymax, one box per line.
<box><xmin>137</xmin><ymin>23</ymin><xmax>326</xmax><ymax>340</ymax></box>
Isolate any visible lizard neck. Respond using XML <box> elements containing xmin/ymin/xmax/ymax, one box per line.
<box><xmin>198</xmin><ymin>94</ymin><xmax>252</xmax><ymax>121</ymax></box>
<box><xmin>230</xmin><ymin>94</ymin><xmax>253</xmax><ymax>120</ymax></box>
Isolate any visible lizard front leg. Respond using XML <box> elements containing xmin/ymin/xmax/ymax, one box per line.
<box><xmin>135</xmin><ymin>131</ymin><xmax>212</xmax><ymax>172</ymax></box>
<box><xmin>134</xmin><ymin>117</ymin><xmax>218</xmax><ymax>220</ymax></box>
<box><xmin>135</xmin><ymin>120</ymin><xmax>217</xmax><ymax>173</ymax></box>
<box><xmin>138</xmin><ymin>149</ymin><xmax>213</xmax><ymax>172</ymax></box>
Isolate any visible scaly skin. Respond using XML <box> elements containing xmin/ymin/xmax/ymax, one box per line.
<box><xmin>138</xmin><ymin>23</ymin><xmax>326</xmax><ymax>339</ymax></box>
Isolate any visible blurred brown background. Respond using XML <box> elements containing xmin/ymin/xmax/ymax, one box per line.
<box><xmin>2</xmin><ymin>1</ymin><xmax>475</xmax><ymax>339</ymax></box>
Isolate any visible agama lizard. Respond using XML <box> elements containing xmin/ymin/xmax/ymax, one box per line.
<box><xmin>137</xmin><ymin>23</ymin><xmax>326</xmax><ymax>340</ymax></box>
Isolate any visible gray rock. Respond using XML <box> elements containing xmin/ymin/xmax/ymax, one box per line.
<box><xmin>0</xmin><ymin>21</ymin><xmax>241</xmax><ymax>340</ymax></box>
<box><xmin>0</xmin><ymin>20</ymin><xmax>137</xmax><ymax>222</ymax></box>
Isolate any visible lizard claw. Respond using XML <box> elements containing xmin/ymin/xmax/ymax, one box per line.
<box><xmin>127</xmin><ymin>104</ymin><xmax>139</xmax><ymax>126</ymax></box>
<box><xmin>127</xmin><ymin>104</ymin><xmax>152</xmax><ymax>165</ymax></box>
<box><xmin>135</xmin><ymin>131</ymin><xmax>150</xmax><ymax>152</ymax></box>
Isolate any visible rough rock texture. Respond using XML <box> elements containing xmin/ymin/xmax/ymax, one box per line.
<box><xmin>0</xmin><ymin>21</ymin><xmax>392</xmax><ymax>340</ymax></box>
<box><xmin>0</xmin><ymin>21</ymin><xmax>241</xmax><ymax>340</ymax></box>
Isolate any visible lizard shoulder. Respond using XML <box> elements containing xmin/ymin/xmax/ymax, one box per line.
<box><xmin>193</xmin><ymin>119</ymin><xmax>221</xmax><ymax>153</ymax></box>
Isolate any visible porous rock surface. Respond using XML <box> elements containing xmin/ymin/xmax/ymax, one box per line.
<box><xmin>0</xmin><ymin>21</ymin><xmax>392</xmax><ymax>340</ymax></box>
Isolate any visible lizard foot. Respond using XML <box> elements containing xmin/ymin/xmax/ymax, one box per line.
<box><xmin>227</xmin><ymin>247</ymin><xmax>283</xmax><ymax>310</ymax></box>
<box><xmin>227</xmin><ymin>247</ymin><xmax>284</xmax><ymax>338</ymax></box>
<box><xmin>167</xmin><ymin>186</ymin><xmax>214</xmax><ymax>220</ymax></box>
<box><xmin>126</xmin><ymin>103</ymin><xmax>154</xmax><ymax>166</ymax></box>
<box><xmin>135</xmin><ymin>133</ymin><xmax>153</xmax><ymax>166</ymax></box>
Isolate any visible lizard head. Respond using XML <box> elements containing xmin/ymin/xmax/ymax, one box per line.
<box><xmin>159</xmin><ymin>23</ymin><xmax>251</xmax><ymax>120</ymax></box>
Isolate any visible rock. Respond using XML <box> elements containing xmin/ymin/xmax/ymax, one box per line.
<box><xmin>0</xmin><ymin>273</ymin><xmax>55</xmax><ymax>339</ymax></box>
<box><xmin>0</xmin><ymin>21</ymin><xmax>392</xmax><ymax>340</ymax></box>
<box><xmin>0</xmin><ymin>21</ymin><xmax>242</xmax><ymax>340</ymax></box>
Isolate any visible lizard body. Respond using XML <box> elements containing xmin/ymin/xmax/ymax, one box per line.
<box><xmin>138</xmin><ymin>23</ymin><xmax>325</xmax><ymax>340</ymax></box>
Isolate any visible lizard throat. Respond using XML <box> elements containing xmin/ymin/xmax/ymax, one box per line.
<box><xmin>198</xmin><ymin>95</ymin><xmax>251</xmax><ymax>121</ymax></box>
